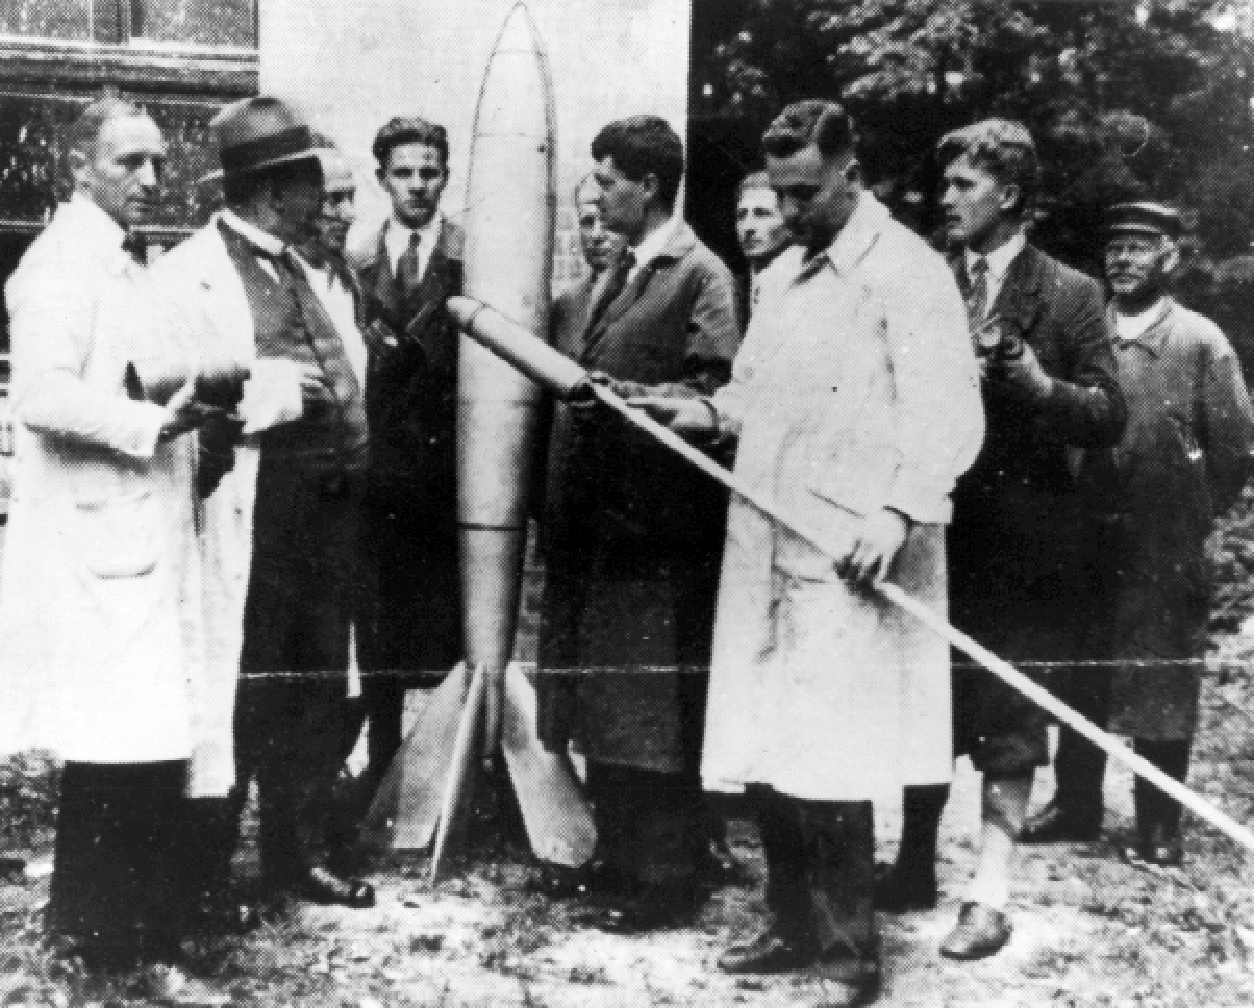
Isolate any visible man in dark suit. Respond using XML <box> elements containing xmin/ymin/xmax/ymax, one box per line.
<box><xmin>348</xmin><ymin>117</ymin><xmax>465</xmax><ymax>790</ymax></box>
<box><xmin>876</xmin><ymin>119</ymin><xmax>1124</xmax><ymax>960</ymax></box>
<box><xmin>536</xmin><ymin>116</ymin><xmax>741</xmax><ymax>933</ymax></box>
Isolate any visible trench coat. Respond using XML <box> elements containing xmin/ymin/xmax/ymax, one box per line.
<box><xmin>535</xmin><ymin>222</ymin><xmax>741</xmax><ymax>772</ymax></box>
<box><xmin>151</xmin><ymin>216</ymin><xmax>316</xmax><ymax>796</ymax></box>
<box><xmin>1105</xmin><ymin>299</ymin><xmax>1254</xmax><ymax>739</ymax></box>
<box><xmin>349</xmin><ymin>219</ymin><xmax>464</xmax><ymax>676</ymax></box>
<box><xmin>0</xmin><ymin>196</ymin><xmax>208</xmax><ymax>767</ymax></box>
<box><xmin>700</xmin><ymin>195</ymin><xmax>984</xmax><ymax>802</ymax></box>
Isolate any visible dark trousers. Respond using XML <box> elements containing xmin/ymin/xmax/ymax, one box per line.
<box><xmin>50</xmin><ymin>761</ymin><xmax>191</xmax><ymax>954</ymax></box>
<box><xmin>1049</xmin><ymin>666</ymin><xmax>1113</xmax><ymax>827</ymax></box>
<box><xmin>750</xmin><ymin>785</ymin><xmax>875</xmax><ymax>957</ymax></box>
<box><xmin>586</xmin><ymin>761</ymin><xmax>702</xmax><ymax>888</ymax></box>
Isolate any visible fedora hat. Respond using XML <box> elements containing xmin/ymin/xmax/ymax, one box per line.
<box><xmin>199</xmin><ymin>95</ymin><xmax>324</xmax><ymax>184</ymax></box>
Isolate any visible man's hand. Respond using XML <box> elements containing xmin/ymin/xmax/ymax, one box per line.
<box><xmin>990</xmin><ymin>340</ymin><xmax>1053</xmax><ymax>399</ymax></box>
<box><xmin>837</xmin><ymin>507</ymin><xmax>910</xmax><ymax>585</ymax></box>
<box><xmin>569</xmin><ymin>370</ymin><xmax>614</xmax><ymax>423</ymax></box>
<box><xmin>626</xmin><ymin>396</ymin><xmax>719</xmax><ymax>438</ymax></box>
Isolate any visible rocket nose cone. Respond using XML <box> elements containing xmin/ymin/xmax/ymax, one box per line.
<box><xmin>494</xmin><ymin>2</ymin><xmax>540</xmax><ymax>54</ymax></box>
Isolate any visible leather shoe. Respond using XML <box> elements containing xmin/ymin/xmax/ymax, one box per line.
<box><xmin>940</xmin><ymin>902</ymin><xmax>1012</xmax><ymax>960</ymax></box>
<box><xmin>298</xmin><ymin>866</ymin><xmax>375</xmax><ymax>908</ymax></box>
<box><xmin>532</xmin><ymin>858</ymin><xmax>634</xmax><ymax>902</ymax></box>
<box><xmin>874</xmin><ymin>861</ymin><xmax>936</xmax><ymax>912</ymax></box>
<box><xmin>717</xmin><ymin>928</ymin><xmax>816</xmax><ymax>974</ymax></box>
<box><xmin>1020</xmin><ymin>801</ymin><xmax>1101</xmax><ymax>843</ymax></box>
<box><xmin>1123</xmin><ymin>824</ymin><xmax>1183</xmax><ymax>867</ymax></box>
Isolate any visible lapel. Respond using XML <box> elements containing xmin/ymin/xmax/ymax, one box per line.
<box><xmin>1107</xmin><ymin>298</ymin><xmax>1174</xmax><ymax>359</ymax></box>
<box><xmin>581</xmin><ymin>222</ymin><xmax>697</xmax><ymax>362</ymax></box>
<box><xmin>987</xmin><ymin>242</ymin><xmax>1046</xmax><ymax>339</ymax></box>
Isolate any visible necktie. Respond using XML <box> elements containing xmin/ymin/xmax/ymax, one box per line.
<box><xmin>583</xmin><ymin>248</ymin><xmax>636</xmax><ymax>342</ymax></box>
<box><xmin>396</xmin><ymin>229</ymin><xmax>422</xmax><ymax>294</ymax></box>
<box><xmin>964</xmin><ymin>255</ymin><xmax>989</xmax><ymax>335</ymax></box>
<box><xmin>122</xmin><ymin>230</ymin><xmax>147</xmax><ymax>265</ymax></box>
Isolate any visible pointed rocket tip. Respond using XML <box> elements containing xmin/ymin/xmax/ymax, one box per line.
<box><xmin>495</xmin><ymin>1</ymin><xmax>540</xmax><ymax>53</ymax></box>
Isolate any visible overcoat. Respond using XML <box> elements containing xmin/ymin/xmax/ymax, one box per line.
<box><xmin>700</xmin><ymin>195</ymin><xmax>984</xmax><ymax>802</ymax></box>
<box><xmin>151</xmin><ymin>216</ymin><xmax>316</xmax><ymax>796</ymax></box>
<box><xmin>1105</xmin><ymin>299</ymin><xmax>1254</xmax><ymax>739</ymax></box>
<box><xmin>535</xmin><ymin>221</ymin><xmax>741</xmax><ymax>772</ymax></box>
<box><xmin>348</xmin><ymin>219</ymin><xmax>464</xmax><ymax>676</ymax></box>
<box><xmin>0</xmin><ymin>197</ymin><xmax>208</xmax><ymax>768</ymax></box>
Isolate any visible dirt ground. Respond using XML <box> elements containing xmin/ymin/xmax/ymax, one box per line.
<box><xmin>5</xmin><ymin>636</ymin><xmax>1254</xmax><ymax>1007</ymax></box>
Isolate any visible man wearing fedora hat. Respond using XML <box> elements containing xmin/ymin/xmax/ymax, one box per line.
<box><xmin>1039</xmin><ymin>201</ymin><xmax>1254</xmax><ymax>866</ymax></box>
<box><xmin>154</xmin><ymin>95</ymin><xmax>374</xmax><ymax>909</ymax></box>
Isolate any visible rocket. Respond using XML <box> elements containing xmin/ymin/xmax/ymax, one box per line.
<box><xmin>412</xmin><ymin>2</ymin><xmax>595</xmax><ymax>879</ymax></box>
<box><xmin>458</xmin><ymin>0</ymin><xmax>556</xmax><ymax>697</ymax></box>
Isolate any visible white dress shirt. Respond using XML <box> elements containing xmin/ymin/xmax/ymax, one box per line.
<box><xmin>626</xmin><ymin>215</ymin><xmax>681</xmax><ymax>285</ymax></box>
<box><xmin>384</xmin><ymin>212</ymin><xmax>444</xmax><ymax>284</ymax></box>
<box><xmin>964</xmin><ymin>230</ymin><xmax>1026</xmax><ymax>318</ymax></box>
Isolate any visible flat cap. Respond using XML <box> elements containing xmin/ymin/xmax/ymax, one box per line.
<box><xmin>1106</xmin><ymin>201</ymin><xmax>1183</xmax><ymax>238</ymax></box>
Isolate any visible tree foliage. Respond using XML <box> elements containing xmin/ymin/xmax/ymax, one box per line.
<box><xmin>692</xmin><ymin>1</ymin><xmax>1254</xmax><ymax>270</ymax></box>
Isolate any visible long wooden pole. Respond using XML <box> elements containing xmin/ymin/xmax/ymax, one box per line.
<box><xmin>592</xmin><ymin>385</ymin><xmax>1254</xmax><ymax>858</ymax></box>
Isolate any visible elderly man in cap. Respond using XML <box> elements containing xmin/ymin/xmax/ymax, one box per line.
<box><xmin>1040</xmin><ymin>202</ymin><xmax>1254</xmax><ymax>866</ymax></box>
<box><xmin>154</xmin><ymin>96</ymin><xmax>373</xmax><ymax>909</ymax></box>
<box><xmin>639</xmin><ymin>99</ymin><xmax>982</xmax><ymax>1006</ymax></box>
<box><xmin>0</xmin><ymin>93</ymin><xmax>232</xmax><ymax>974</ymax></box>
<box><xmin>876</xmin><ymin>118</ymin><xmax>1125</xmax><ymax>961</ymax></box>
<box><xmin>347</xmin><ymin>117</ymin><xmax>465</xmax><ymax>791</ymax></box>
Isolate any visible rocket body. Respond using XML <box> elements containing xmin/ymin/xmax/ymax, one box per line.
<box><xmin>457</xmin><ymin>4</ymin><xmax>557</xmax><ymax>674</ymax></box>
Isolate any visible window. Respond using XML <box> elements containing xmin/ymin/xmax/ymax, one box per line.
<box><xmin>1</xmin><ymin>0</ymin><xmax>256</xmax><ymax>48</ymax></box>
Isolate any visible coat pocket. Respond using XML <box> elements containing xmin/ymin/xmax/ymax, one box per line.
<box><xmin>68</xmin><ymin>488</ymin><xmax>161</xmax><ymax>578</ymax></box>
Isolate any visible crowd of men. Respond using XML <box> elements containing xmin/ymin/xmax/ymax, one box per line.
<box><xmin>0</xmin><ymin>87</ymin><xmax>1250</xmax><ymax>1008</ymax></box>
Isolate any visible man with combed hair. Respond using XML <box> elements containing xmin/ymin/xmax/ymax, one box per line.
<box><xmin>155</xmin><ymin>96</ymin><xmax>374</xmax><ymax>910</ymax></box>
<box><xmin>0</xmin><ymin>95</ymin><xmax>227</xmax><ymax>972</ymax></box>
<box><xmin>877</xmin><ymin>118</ymin><xmax>1125</xmax><ymax>961</ymax></box>
<box><xmin>1041</xmin><ymin>202</ymin><xmax>1254</xmax><ymax>866</ymax></box>
<box><xmin>734</xmin><ymin>169</ymin><xmax>792</xmax><ymax>321</ymax></box>
<box><xmin>535</xmin><ymin>116</ymin><xmax>741</xmax><ymax>932</ymax></box>
<box><xmin>348</xmin><ymin>117</ymin><xmax>465</xmax><ymax>791</ymax></box>
<box><xmin>638</xmin><ymin>99</ymin><xmax>983</xmax><ymax>1006</ymax></box>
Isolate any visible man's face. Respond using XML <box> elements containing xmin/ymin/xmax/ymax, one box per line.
<box><xmin>594</xmin><ymin>156</ymin><xmax>652</xmax><ymax>245</ymax></box>
<box><xmin>576</xmin><ymin>198</ymin><xmax>614</xmax><ymax>272</ymax></box>
<box><xmin>766</xmin><ymin>143</ymin><xmax>858</xmax><ymax>256</ymax></box>
<box><xmin>314</xmin><ymin>164</ymin><xmax>356</xmax><ymax>257</ymax></box>
<box><xmin>940</xmin><ymin>154</ymin><xmax>1014</xmax><ymax>249</ymax></box>
<box><xmin>1105</xmin><ymin>232</ymin><xmax>1176</xmax><ymax>305</ymax></box>
<box><xmin>271</xmin><ymin>175</ymin><xmax>323</xmax><ymax>247</ymax></box>
<box><xmin>73</xmin><ymin>114</ymin><xmax>167</xmax><ymax>228</ymax></box>
<box><xmin>736</xmin><ymin>185</ymin><xmax>789</xmax><ymax>266</ymax></box>
<box><xmin>378</xmin><ymin>142</ymin><xmax>448</xmax><ymax>229</ymax></box>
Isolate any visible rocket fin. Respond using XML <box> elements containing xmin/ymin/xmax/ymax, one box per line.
<box><xmin>429</xmin><ymin>662</ymin><xmax>488</xmax><ymax>882</ymax></box>
<box><xmin>501</xmin><ymin>662</ymin><xmax>597</xmax><ymax>868</ymax></box>
<box><xmin>364</xmin><ymin>661</ymin><xmax>470</xmax><ymax>851</ymax></box>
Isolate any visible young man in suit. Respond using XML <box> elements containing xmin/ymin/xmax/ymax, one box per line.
<box><xmin>155</xmin><ymin>96</ymin><xmax>374</xmax><ymax>910</ymax></box>
<box><xmin>876</xmin><ymin>119</ymin><xmax>1125</xmax><ymax>960</ymax></box>
<box><xmin>348</xmin><ymin>117</ymin><xmax>465</xmax><ymax>791</ymax></box>
<box><xmin>535</xmin><ymin>116</ymin><xmax>741</xmax><ymax>933</ymax></box>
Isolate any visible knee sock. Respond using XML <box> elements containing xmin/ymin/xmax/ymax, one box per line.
<box><xmin>965</xmin><ymin>773</ymin><xmax>1032</xmax><ymax>911</ymax></box>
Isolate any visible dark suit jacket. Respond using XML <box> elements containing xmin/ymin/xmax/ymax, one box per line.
<box><xmin>349</xmin><ymin>218</ymin><xmax>464</xmax><ymax>674</ymax></box>
<box><xmin>949</xmin><ymin>241</ymin><xmax>1126</xmax><ymax>657</ymax></box>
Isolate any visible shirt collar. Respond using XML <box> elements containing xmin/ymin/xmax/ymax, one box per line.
<box><xmin>1113</xmin><ymin>297</ymin><xmax>1174</xmax><ymax>354</ymax></box>
<box><xmin>629</xmin><ymin>214</ymin><xmax>682</xmax><ymax>269</ymax></box>
<box><xmin>64</xmin><ymin>193</ymin><xmax>129</xmax><ymax>262</ymax></box>
<box><xmin>219</xmin><ymin>208</ymin><xmax>287</xmax><ymax>257</ymax></box>
<box><xmin>966</xmin><ymin>230</ymin><xmax>1026</xmax><ymax>283</ymax></box>
<box><xmin>386</xmin><ymin>211</ymin><xmax>443</xmax><ymax>251</ymax></box>
<box><xmin>801</xmin><ymin>191</ymin><xmax>887</xmax><ymax>279</ymax></box>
